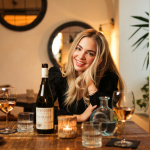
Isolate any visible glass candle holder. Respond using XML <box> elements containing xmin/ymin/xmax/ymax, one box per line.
<box><xmin>58</xmin><ymin>116</ymin><xmax>77</xmax><ymax>138</ymax></box>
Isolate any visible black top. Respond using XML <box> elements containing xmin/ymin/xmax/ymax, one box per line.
<box><xmin>49</xmin><ymin>66</ymin><xmax>118</xmax><ymax>123</ymax></box>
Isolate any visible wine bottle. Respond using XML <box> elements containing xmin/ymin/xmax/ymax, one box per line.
<box><xmin>36</xmin><ymin>63</ymin><xmax>54</xmax><ymax>134</ymax></box>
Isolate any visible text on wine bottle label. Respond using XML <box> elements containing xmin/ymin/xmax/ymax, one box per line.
<box><xmin>36</xmin><ymin>107</ymin><xmax>54</xmax><ymax>129</ymax></box>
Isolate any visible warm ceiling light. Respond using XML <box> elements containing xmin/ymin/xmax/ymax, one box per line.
<box><xmin>99</xmin><ymin>18</ymin><xmax>114</xmax><ymax>32</ymax></box>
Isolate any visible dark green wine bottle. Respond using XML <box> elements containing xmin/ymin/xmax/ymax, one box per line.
<box><xmin>36</xmin><ymin>63</ymin><xmax>54</xmax><ymax>134</ymax></box>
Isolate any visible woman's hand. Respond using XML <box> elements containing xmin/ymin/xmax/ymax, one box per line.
<box><xmin>74</xmin><ymin>104</ymin><xmax>97</xmax><ymax>122</ymax></box>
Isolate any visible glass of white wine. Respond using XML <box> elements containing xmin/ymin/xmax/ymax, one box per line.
<box><xmin>112</xmin><ymin>90</ymin><xmax>135</xmax><ymax>147</ymax></box>
<box><xmin>0</xmin><ymin>87</ymin><xmax>17</xmax><ymax>134</ymax></box>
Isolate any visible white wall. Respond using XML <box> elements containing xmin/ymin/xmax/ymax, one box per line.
<box><xmin>119</xmin><ymin>0</ymin><xmax>149</xmax><ymax>114</ymax></box>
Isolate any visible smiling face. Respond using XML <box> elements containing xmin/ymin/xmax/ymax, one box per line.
<box><xmin>72</xmin><ymin>37</ymin><xmax>97</xmax><ymax>76</ymax></box>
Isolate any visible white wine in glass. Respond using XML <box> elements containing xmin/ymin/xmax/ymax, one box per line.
<box><xmin>113</xmin><ymin>107</ymin><xmax>134</xmax><ymax>122</ymax></box>
<box><xmin>0</xmin><ymin>87</ymin><xmax>17</xmax><ymax>134</ymax></box>
<box><xmin>112</xmin><ymin>90</ymin><xmax>135</xmax><ymax>147</ymax></box>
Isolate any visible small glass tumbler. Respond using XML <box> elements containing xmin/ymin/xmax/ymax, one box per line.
<box><xmin>82</xmin><ymin>121</ymin><xmax>102</xmax><ymax>148</ymax></box>
<box><xmin>17</xmin><ymin>112</ymin><xmax>34</xmax><ymax>133</ymax></box>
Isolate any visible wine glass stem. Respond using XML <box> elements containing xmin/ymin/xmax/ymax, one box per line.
<box><xmin>120</xmin><ymin>121</ymin><xmax>125</xmax><ymax>143</ymax></box>
<box><xmin>6</xmin><ymin>112</ymin><xmax>9</xmax><ymax>130</ymax></box>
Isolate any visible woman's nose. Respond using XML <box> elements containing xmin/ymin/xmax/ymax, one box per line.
<box><xmin>79</xmin><ymin>51</ymin><xmax>86</xmax><ymax>59</ymax></box>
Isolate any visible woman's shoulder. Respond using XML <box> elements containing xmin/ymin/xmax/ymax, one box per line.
<box><xmin>49</xmin><ymin>66</ymin><xmax>64</xmax><ymax>84</ymax></box>
<box><xmin>98</xmin><ymin>71</ymin><xmax>119</xmax><ymax>91</ymax></box>
<box><xmin>49</xmin><ymin>66</ymin><xmax>61</xmax><ymax>73</ymax></box>
<box><xmin>102</xmin><ymin>71</ymin><xmax>118</xmax><ymax>80</ymax></box>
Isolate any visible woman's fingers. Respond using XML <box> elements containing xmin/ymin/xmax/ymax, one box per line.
<box><xmin>82</xmin><ymin>104</ymin><xmax>97</xmax><ymax>122</ymax></box>
<box><xmin>91</xmin><ymin>104</ymin><xmax>97</xmax><ymax>111</ymax></box>
<box><xmin>74</xmin><ymin>104</ymin><xmax>97</xmax><ymax>122</ymax></box>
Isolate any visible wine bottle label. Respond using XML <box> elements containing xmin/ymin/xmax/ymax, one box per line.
<box><xmin>42</xmin><ymin>68</ymin><xmax>48</xmax><ymax>78</ymax></box>
<box><xmin>36</xmin><ymin>107</ymin><xmax>54</xmax><ymax>129</ymax></box>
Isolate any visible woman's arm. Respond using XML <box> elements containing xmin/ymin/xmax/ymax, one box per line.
<box><xmin>73</xmin><ymin>104</ymin><xmax>97</xmax><ymax>122</ymax></box>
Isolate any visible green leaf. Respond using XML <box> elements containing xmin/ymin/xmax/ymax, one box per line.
<box><xmin>128</xmin><ymin>27</ymin><xmax>141</xmax><ymax>40</ymax></box>
<box><xmin>137</xmin><ymin>101</ymin><xmax>147</xmax><ymax>108</ymax></box>
<box><xmin>143</xmin><ymin>103</ymin><xmax>147</xmax><ymax>108</ymax></box>
<box><xmin>146</xmin><ymin>76</ymin><xmax>149</xmax><ymax>80</ymax></box>
<box><xmin>141</xmin><ymin>88</ymin><xmax>149</xmax><ymax>93</ymax></box>
<box><xmin>143</xmin><ymin>52</ymin><xmax>149</xmax><ymax>70</ymax></box>
<box><xmin>143</xmin><ymin>94</ymin><xmax>148</xmax><ymax>99</ymax></box>
<box><xmin>145</xmin><ymin>12</ymin><xmax>149</xmax><ymax>16</ymax></box>
<box><xmin>146</xmin><ymin>55</ymin><xmax>149</xmax><ymax>70</ymax></box>
<box><xmin>136</xmin><ymin>99</ymin><xmax>142</xmax><ymax>104</ymax></box>
<box><xmin>143</xmin><ymin>28</ymin><xmax>149</xmax><ymax>31</ymax></box>
<box><xmin>132</xmin><ymin>33</ymin><xmax>149</xmax><ymax>51</ymax></box>
<box><xmin>132</xmin><ymin>33</ymin><xmax>149</xmax><ymax>47</ymax></box>
<box><xmin>131</xmin><ymin>24</ymin><xmax>149</xmax><ymax>27</ymax></box>
<box><xmin>131</xmin><ymin>16</ymin><xmax>149</xmax><ymax>22</ymax></box>
<box><xmin>143</xmin><ymin>42</ymin><xmax>149</xmax><ymax>49</ymax></box>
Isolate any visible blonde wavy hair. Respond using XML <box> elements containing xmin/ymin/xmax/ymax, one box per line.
<box><xmin>61</xmin><ymin>29</ymin><xmax>124</xmax><ymax>110</ymax></box>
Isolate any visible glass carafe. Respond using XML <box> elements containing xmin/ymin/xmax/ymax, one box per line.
<box><xmin>90</xmin><ymin>96</ymin><xmax>118</xmax><ymax>136</ymax></box>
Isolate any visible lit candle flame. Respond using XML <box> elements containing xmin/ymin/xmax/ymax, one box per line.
<box><xmin>63</xmin><ymin>125</ymin><xmax>72</xmax><ymax>131</ymax></box>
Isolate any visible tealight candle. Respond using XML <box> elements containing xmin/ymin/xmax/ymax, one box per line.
<box><xmin>58</xmin><ymin>116</ymin><xmax>77</xmax><ymax>138</ymax></box>
<box><xmin>63</xmin><ymin>126</ymin><xmax>72</xmax><ymax>131</ymax></box>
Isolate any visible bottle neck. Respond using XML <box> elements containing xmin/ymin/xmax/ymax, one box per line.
<box><xmin>100</xmin><ymin>99</ymin><xmax>108</xmax><ymax>108</ymax></box>
<box><xmin>41</xmin><ymin>68</ymin><xmax>48</xmax><ymax>84</ymax></box>
<box><xmin>42</xmin><ymin>68</ymin><xmax>48</xmax><ymax>78</ymax></box>
<box><xmin>41</xmin><ymin>78</ymin><xmax>48</xmax><ymax>83</ymax></box>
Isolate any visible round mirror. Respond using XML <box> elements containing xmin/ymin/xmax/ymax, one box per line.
<box><xmin>0</xmin><ymin>0</ymin><xmax>47</xmax><ymax>31</ymax></box>
<box><xmin>48</xmin><ymin>21</ymin><xmax>93</xmax><ymax>67</ymax></box>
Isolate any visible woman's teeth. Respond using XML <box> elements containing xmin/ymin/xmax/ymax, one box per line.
<box><xmin>77</xmin><ymin>60</ymin><xmax>84</xmax><ymax>64</ymax></box>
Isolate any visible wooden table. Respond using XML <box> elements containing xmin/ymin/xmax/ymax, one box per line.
<box><xmin>16</xmin><ymin>94</ymin><xmax>59</xmax><ymax>112</ymax></box>
<box><xmin>0</xmin><ymin>121</ymin><xmax>150</xmax><ymax>150</ymax></box>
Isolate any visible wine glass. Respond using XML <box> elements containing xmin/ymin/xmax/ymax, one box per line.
<box><xmin>0</xmin><ymin>87</ymin><xmax>17</xmax><ymax>134</ymax></box>
<box><xmin>112</xmin><ymin>90</ymin><xmax>135</xmax><ymax>147</ymax></box>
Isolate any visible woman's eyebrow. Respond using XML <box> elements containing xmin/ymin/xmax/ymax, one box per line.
<box><xmin>77</xmin><ymin>44</ymin><xmax>83</xmax><ymax>49</ymax></box>
<box><xmin>87</xmin><ymin>50</ymin><xmax>96</xmax><ymax>54</ymax></box>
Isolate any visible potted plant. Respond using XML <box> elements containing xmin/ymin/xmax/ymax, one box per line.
<box><xmin>129</xmin><ymin>12</ymin><xmax>149</xmax><ymax>112</ymax></box>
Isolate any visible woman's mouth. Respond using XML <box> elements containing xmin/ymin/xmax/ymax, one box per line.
<box><xmin>75</xmin><ymin>59</ymin><xmax>85</xmax><ymax>67</ymax></box>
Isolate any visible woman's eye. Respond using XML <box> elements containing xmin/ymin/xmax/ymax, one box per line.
<box><xmin>88</xmin><ymin>52</ymin><xmax>94</xmax><ymax>56</ymax></box>
<box><xmin>76</xmin><ymin>47</ymin><xmax>81</xmax><ymax>51</ymax></box>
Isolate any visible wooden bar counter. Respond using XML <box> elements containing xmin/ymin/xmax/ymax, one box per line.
<box><xmin>0</xmin><ymin>121</ymin><xmax>150</xmax><ymax>150</ymax></box>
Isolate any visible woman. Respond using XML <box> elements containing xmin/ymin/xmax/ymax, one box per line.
<box><xmin>49</xmin><ymin>29</ymin><xmax>124</xmax><ymax>123</ymax></box>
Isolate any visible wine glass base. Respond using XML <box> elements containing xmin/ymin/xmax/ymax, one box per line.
<box><xmin>114</xmin><ymin>140</ymin><xmax>133</xmax><ymax>147</ymax></box>
<box><xmin>0</xmin><ymin>128</ymin><xmax>16</xmax><ymax>134</ymax></box>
